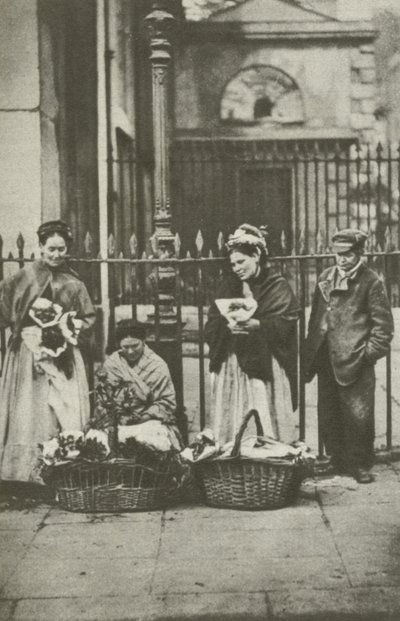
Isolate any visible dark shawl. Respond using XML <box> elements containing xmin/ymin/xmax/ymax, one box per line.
<box><xmin>205</xmin><ymin>267</ymin><xmax>300</xmax><ymax>409</ymax></box>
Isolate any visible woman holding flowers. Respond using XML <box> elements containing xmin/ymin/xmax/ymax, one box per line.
<box><xmin>205</xmin><ymin>224</ymin><xmax>300</xmax><ymax>445</ymax></box>
<box><xmin>0</xmin><ymin>220</ymin><xmax>95</xmax><ymax>483</ymax></box>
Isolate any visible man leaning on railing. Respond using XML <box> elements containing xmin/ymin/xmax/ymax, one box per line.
<box><xmin>304</xmin><ymin>229</ymin><xmax>394</xmax><ymax>484</ymax></box>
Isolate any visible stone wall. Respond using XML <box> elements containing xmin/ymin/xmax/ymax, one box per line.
<box><xmin>350</xmin><ymin>43</ymin><xmax>377</xmax><ymax>142</ymax></box>
<box><xmin>174</xmin><ymin>36</ymin><xmax>377</xmax><ymax>143</ymax></box>
<box><xmin>0</xmin><ymin>0</ymin><xmax>41</xmax><ymax>255</ymax></box>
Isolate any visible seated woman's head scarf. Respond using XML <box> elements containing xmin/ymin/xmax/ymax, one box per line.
<box><xmin>226</xmin><ymin>224</ymin><xmax>268</xmax><ymax>259</ymax></box>
<box><xmin>37</xmin><ymin>220</ymin><xmax>73</xmax><ymax>246</ymax></box>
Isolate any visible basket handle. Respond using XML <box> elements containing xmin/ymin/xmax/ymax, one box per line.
<box><xmin>230</xmin><ymin>409</ymin><xmax>264</xmax><ymax>458</ymax></box>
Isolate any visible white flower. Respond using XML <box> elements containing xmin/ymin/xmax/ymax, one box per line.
<box><xmin>60</xmin><ymin>430</ymin><xmax>83</xmax><ymax>443</ymax></box>
<box><xmin>41</xmin><ymin>437</ymin><xmax>61</xmax><ymax>465</ymax></box>
<box><xmin>118</xmin><ymin>421</ymin><xmax>172</xmax><ymax>452</ymax></box>
<box><xmin>59</xmin><ymin>312</ymin><xmax>83</xmax><ymax>346</ymax></box>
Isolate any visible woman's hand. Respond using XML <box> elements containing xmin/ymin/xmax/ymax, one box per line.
<box><xmin>229</xmin><ymin>318</ymin><xmax>260</xmax><ymax>334</ymax></box>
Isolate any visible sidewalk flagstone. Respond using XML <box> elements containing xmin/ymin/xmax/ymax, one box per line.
<box><xmin>152</xmin><ymin>556</ymin><xmax>350</xmax><ymax>594</ymax></box>
<box><xmin>44</xmin><ymin>509</ymin><xmax>162</xmax><ymax>526</ymax></box>
<box><xmin>0</xmin><ymin>506</ymin><xmax>50</xmax><ymax>531</ymax></box>
<box><xmin>269</xmin><ymin>586</ymin><xmax>400</xmax><ymax>619</ymax></box>
<box><xmin>160</xmin><ymin>521</ymin><xmax>336</xmax><ymax>560</ymax></box>
<box><xmin>1</xmin><ymin>464</ymin><xmax>400</xmax><ymax>620</ymax></box>
<box><xmin>322</xmin><ymin>502</ymin><xmax>400</xmax><ymax>535</ymax></box>
<box><xmin>28</xmin><ymin>521</ymin><xmax>161</xmax><ymax>559</ymax></box>
<box><xmin>12</xmin><ymin>596</ymin><xmax>148</xmax><ymax>621</ymax></box>
<box><xmin>143</xmin><ymin>593</ymin><xmax>271</xmax><ymax>621</ymax></box>
<box><xmin>2</xmin><ymin>557</ymin><xmax>155</xmax><ymax>599</ymax></box>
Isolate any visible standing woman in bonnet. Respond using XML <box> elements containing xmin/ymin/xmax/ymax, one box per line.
<box><xmin>0</xmin><ymin>220</ymin><xmax>95</xmax><ymax>484</ymax></box>
<box><xmin>205</xmin><ymin>224</ymin><xmax>300</xmax><ymax>444</ymax></box>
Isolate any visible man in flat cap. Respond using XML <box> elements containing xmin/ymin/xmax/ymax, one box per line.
<box><xmin>305</xmin><ymin>229</ymin><xmax>393</xmax><ymax>483</ymax></box>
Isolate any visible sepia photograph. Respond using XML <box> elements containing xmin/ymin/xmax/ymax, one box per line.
<box><xmin>0</xmin><ymin>0</ymin><xmax>400</xmax><ymax>619</ymax></box>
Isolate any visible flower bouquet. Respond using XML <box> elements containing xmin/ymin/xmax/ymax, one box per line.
<box><xmin>22</xmin><ymin>298</ymin><xmax>83</xmax><ymax>362</ymax></box>
<box><xmin>40</xmin><ymin>372</ymin><xmax>185</xmax><ymax>512</ymax></box>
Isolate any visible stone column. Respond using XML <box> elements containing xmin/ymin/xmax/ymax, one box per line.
<box><xmin>143</xmin><ymin>1</ymin><xmax>187</xmax><ymax>439</ymax></box>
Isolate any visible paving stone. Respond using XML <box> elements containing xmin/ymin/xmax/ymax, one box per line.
<box><xmin>2</xmin><ymin>557</ymin><xmax>154</xmax><ymax>599</ymax></box>
<box><xmin>317</xmin><ymin>478</ymin><xmax>400</xmax><ymax>506</ymax></box>
<box><xmin>0</xmin><ymin>550</ymin><xmax>29</xmax><ymax>591</ymax></box>
<box><xmin>336</xmin><ymin>533</ymin><xmax>400</xmax><ymax>562</ymax></box>
<box><xmin>13</xmin><ymin>596</ymin><xmax>148</xmax><ymax>621</ymax></box>
<box><xmin>323</xmin><ymin>503</ymin><xmax>400</xmax><ymax>535</ymax></box>
<box><xmin>160</xmin><ymin>521</ymin><xmax>336</xmax><ymax>561</ymax></box>
<box><xmin>45</xmin><ymin>508</ymin><xmax>162</xmax><ymax>525</ymax></box>
<box><xmin>0</xmin><ymin>507</ymin><xmax>49</xmax><ymax>531</ymax></box>
<box><xmin>152</xmin><ymin>556</ymin><xmax>349</xmax><ymax>594</ymax></box>
<box><xmin>144</xmin><ymin>592</ymin><xmax>270</xmax><ymax>620</ymax></box>
<box><xmin>0</xmin><ymin>600</ymin><xmax>15</xmax><ymax>621</ymax></box>
<box><xmin>166</xmin><ymin>503</ymin><xmax>323</xmax><ymax>531</ymax></box>
<box><xmin>29</xmin><ymin>520</ymin><xmax>161</xmax><ymax>559</ymax></box>
<box><xmin>269</xmin><ymin>586</ymin><xmax>400</xmax><ymax>619</ymax></box>
<box><xmin>346</xmin><ymin>557</ymin><xmax>400</xmax><ymax>587</ymax></box>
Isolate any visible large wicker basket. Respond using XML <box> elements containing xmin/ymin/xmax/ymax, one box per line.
<box><xmin>194</xmin><ymin>410</ymin><xmax>305</xmax><ymax>510</ymax></box>
<box><xmin>42</xmin><ymin>458</ymin><xmax>175</xmax><ymax>512</ymax></box>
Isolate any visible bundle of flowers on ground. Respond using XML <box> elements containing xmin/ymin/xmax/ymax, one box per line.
<box><xmin>182</xmin><ymin>427</ymin><xmax>315</xmax><ymax>469</ymax></box>
<box><xmin>22</xmin><ymin>297</ymin><xmax>82</xmax><ymax>360</ymax></box>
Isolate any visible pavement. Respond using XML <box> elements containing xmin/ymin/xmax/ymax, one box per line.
<box><xmin>1</xmin><ymin>462</ymin><xmax>400</xmax><ymax>621</ymax></box>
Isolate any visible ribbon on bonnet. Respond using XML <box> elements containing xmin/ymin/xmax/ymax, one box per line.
<box><xmin>226</xmin><ymin>223</ymin><xmax>268</xmax><ymax>255</ymax></box>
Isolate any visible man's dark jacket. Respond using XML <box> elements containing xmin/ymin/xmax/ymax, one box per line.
<box><xmin>305</xmin><ymin>262</ymin><xmax>393</xmax><ymax>386</ymax></box>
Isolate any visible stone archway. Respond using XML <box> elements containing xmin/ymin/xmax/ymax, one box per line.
<box><xmin>220</xmin><ymin>64</ymin><xmax>304</xmax><ymax>125</ymax></box>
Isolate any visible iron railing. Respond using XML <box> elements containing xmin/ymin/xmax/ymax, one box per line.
<box><xmin>0</xmin><ymin>233</ymin><xmax>399</xmax><ymax>455</ymax></box>
<box><xmin>170</xmin><ymin>140</ymin><xmax>400</xmax><ymax>257</ymax></box>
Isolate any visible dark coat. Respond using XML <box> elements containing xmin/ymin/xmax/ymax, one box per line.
<box><xmin>205</xmin><ymin>267</ymin><xmax>300</xmax><ymax>409</ymax></box>
<box><xmin>305</xmin><ymin>262</ymin><xmax>394</xmax><ymax>386</ymax></box>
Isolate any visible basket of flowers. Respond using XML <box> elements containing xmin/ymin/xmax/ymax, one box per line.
<box><xmin>40</xmin><ymin>372</ymin><xmax>185</xmax><ymax>512</ymax></box>
<box><xmin>192</xmin><ymin>410</ymin><xmax>314</xmax><ymax>510</ymax></box>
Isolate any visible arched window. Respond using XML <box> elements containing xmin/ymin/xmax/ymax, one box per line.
<box><xmin>221</xmin><ymin>65</ymin><xmax>304</xmax><ymax>125</ymax></box>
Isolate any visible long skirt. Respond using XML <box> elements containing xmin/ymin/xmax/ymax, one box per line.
<box><xmin>0</xmin><ymin>342</ymin><xmax>90</xmax><ymax>482</ymax></box>
<box><xmin>210</xmin><ymin>352</ymin><xmax>298</xmax><ymax>446</ymax></box>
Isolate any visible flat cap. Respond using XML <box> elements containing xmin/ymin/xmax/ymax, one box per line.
<box><xmin>331</xmin><ymin>228</ymin><xmax>367</xmax><ymax>253</ymax></box>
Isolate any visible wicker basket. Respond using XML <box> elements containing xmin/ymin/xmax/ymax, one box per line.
<box><xmin>43</xmin><ymin>459</ymin><xmax>175</xmax><ymax>512</ymax></box>
<box><xmin>194</xmin><ymin>410</ymin><xmax>305</xmax><ymax>510</ymax></box>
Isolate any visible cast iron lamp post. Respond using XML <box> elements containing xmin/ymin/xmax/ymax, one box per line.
<box><xmin>143</xmin><ymin>1</ymin><xmax>187</xmax><ymax>439</ymax></box>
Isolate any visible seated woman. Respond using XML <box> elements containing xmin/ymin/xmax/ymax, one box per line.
<box><xmin>100</xmin><ymin>320</ymin><xmax>182</xmax><ymax>450</ymax></box>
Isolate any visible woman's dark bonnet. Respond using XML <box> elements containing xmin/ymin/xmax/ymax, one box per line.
<box><xmin>37</xmin><ymin>220</ymin><xmax>73</xmax><ymax>246</ymax></box>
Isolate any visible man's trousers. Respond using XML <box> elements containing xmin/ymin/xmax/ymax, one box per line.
<box><xmin>317</xmin><ymin>343</ymin><xmax>375</xmax><ymax>470</ymax></box>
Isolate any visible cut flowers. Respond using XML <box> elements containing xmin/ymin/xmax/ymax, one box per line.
<box><xmin>39</xmin><ymin>370</ymin><xmax>186</xmax><ymax>486</ymax></box>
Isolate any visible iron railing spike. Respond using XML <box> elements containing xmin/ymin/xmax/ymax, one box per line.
<box><xmin>141</xmin><ymin>251</ymin><xmax>147</xmax><ymax>260</ymax></box>
<box><xmin>107</xmin><ymin>234</ymin><xmax>115</xmax><ymax>257</ymax></box>
<box><xmin>186</xmin><ymin>250</ymin><xmax>192</xmax><ymax>258</ymax></box>
<box><xmin>84</xmin><ymin>231</ymin><xmax>94</xmax><ymax>255</ymax></box>
<box><xmin>174</xmin><ymin>233</ymin><xmax>181</xmax><ymax>257</ymax></box>
<box><xmin>8</xmin><ymin>252</ymin><xmax>14</xmax><ymax>259</ymax></box>
<box><xmin>16</xmin><ymin>232</ymin><xmax>24</xmax><ymax>250</ymax></box>
<box><xmin>129</xmin><ymin>233</ymin><xmax>137</xmax><ymax>257</ymax></box>
<box><xmin>30</xmin><ymin>252</ymin><xmax>35</xmax><ymax>260</ymax></box>
<box><xmin>209</xmin><ymin>249</ymin><xmax>214</xmax><ymax>258</ymax></box>
<box><xmin>195</xmin><ymin>229</ymin><xmax>204</xmax><ymax>256</ymax></box>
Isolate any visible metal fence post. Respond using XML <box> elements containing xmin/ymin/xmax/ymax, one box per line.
<box><xmin>143</xmin><ymin>2</ymin><xmax>187</xmax><ymax>440</ymax></box>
